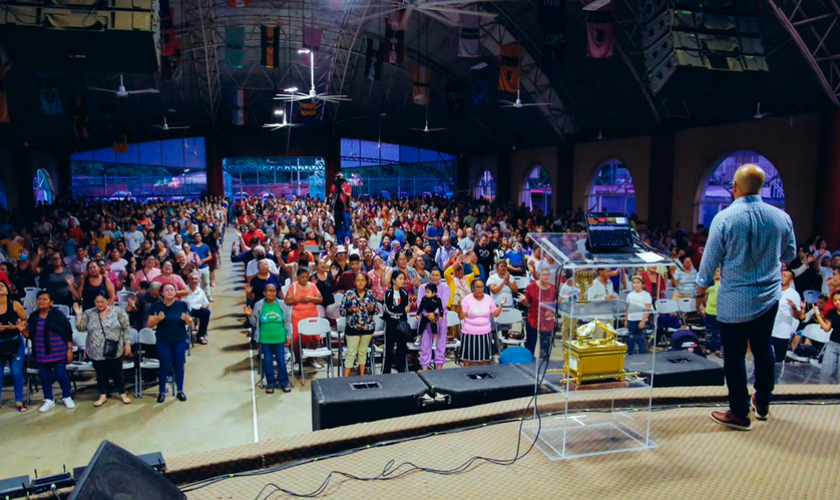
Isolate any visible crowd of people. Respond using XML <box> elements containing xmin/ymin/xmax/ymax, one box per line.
<box><xmin>1</xmin><ymin>183</ymin><xmax>839</xmax><ymax>410</ymax></box>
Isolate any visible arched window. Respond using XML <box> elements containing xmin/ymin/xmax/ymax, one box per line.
<box><xmin>520</xmin><ymin>166</ymin><xmax>552</xmax><ymax>214</ymax></box>
<box><xmin>475</xmin><ymin>170</ymin><xmax>496</xmax><ymax>201</ymax></box>
<box><xmin>33</xmin><ymin>168</ymin><xmax>54</xmax><ymax>205</ymax></box>
<box><xmin>697</xmin><ymin>151</ymin><xmax>784</xmax><ymax>229</ymax></box>
<box><xmin>587</xmin><ymin>159</ymin><xmax>636</xmax><ymax>214</ymax></box>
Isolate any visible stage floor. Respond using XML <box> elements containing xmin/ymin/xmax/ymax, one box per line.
<box><xmin>185</xmin><ymin>402</ymin><xmax>840</xmax><ymax>500</ymax></box>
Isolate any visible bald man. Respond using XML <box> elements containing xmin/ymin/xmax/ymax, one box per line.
<box><xmin>696</xmin><ymin>164</ymin><xmax>796</xmax><ymax>431</ymax></box>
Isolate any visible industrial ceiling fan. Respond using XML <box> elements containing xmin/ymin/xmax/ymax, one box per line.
<box><xmin>274</xmin><ymin>50</ymin><xmax>351</xmax><ymax>103</ymax></box>
<box><xmin>753</xmin><ymin>102</ymin><xmax>771</xmax><ymax>120</ymax></box>
<box><xmin>499</xmin><ymin>89</ymin><xmax>551</xmax><ymax>109</ymax></box>
<box><xmin>263</xmin><ymin>100</ymin><xmax>303</xmax><ymax>130</ymax></box>
<box><xmin>153</xmin><ymin>117</ymin><xmax>189</xmax><ymax>131</ymax></box>
<box><xmin>89</xmin><ymin>75</ymin><xmax>159</xmax><ymax>97</ymax></box>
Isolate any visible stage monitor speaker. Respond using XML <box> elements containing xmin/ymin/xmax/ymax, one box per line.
<box><xmin>644</xmin><ymin>31</ymin><xmax>765</xmax><ymax>73</ymax></box>
<box><xmin>648</xmin><ymin>50</ymin><xmax>767</xmax><ymax>94</ymax></box>
<box><xmin>311</xmin><ymin>372</ymin><xmax>429</xmax><ymax>430</ymax></box>
<box><xmin>68</xmin><ymin>441</ymin><xmax>184</xmax><ymax>500</ymax></box>
<box><xmin>419</xmin><ymin>364</ymin><xmax>535</xmax><ymax>409</ymax></box>
<box><xmin>641</xmin><ymin>0</ymin><xmax>759</xmax><ymax>23</ymax></box>
<box><xmin>642</xmin><ymin>9</ymin><xmax>761</xmax><ymax>48</ymax></box>
<box><xmin>514</xmin><ymin>360</ymin><xmax>565</xmax><ymax>394</ymax></box>
<box><xmin>626</xmin><ymin>351</ymin><xmax>724</xmax><ymax>388</ymax></box>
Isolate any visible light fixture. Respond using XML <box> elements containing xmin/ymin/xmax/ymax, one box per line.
<box><xmin>297</xmin><ymin>48</ymin><xmax>311</xmax><ymax>54</ymax></box>
<box><xmin>283</xmin><ymin>87</ymin><xmax>298</xmax><ymax>93</ymax></box>
<box><xmin>471</xmin><ymin>61</ymin><xmax>489</xmax><ymax>70</ymax></box>
<box><xmin>274</xmin><ymin>109</ymin><xmax>284</xmax><ymax>116</ymax></box>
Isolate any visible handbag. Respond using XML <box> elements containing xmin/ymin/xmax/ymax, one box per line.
<box><xmin>98</xmin><ymin>313</ymin><xmax>121</xmax><ymax>359</ymax></box>
<box><xmin>396</xmin><ymin>320</ymin><xmax>414</xmax><ymax>342</ymax></box>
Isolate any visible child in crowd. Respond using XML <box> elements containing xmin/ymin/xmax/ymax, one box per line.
<box><xmin>416</xmin><ymin>283</ymin><xmax>444</xmax><ymax>339</ymax></box>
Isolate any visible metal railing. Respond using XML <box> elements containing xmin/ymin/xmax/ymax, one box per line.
<box><xmin>349</xmin><ymin>177</ymin><xmax>455</xmax><ymax>199</ymax></box>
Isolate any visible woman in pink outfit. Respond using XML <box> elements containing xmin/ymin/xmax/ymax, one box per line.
<box><xmin>458</xmin><ymin>278</ymin><xmax>505</xmax><ymax>367</ymax></box>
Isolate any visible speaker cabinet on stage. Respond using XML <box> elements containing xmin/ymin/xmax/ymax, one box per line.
<box><xmin>419</xmin><ymin>364</ymin><xmax>535</xmax><ymax>409</ymax></box>
<box><xmin>68</xmin><ymin>441</ymin><xmax>183</xmax><ymax>500</ymax></box>
<box><xmin>311</xmin><ymin>373</ymin><xmax>429</xmax><ymax>430</ymax></box>
<box><xmin>626</xmin><ymin>351</ymin><xmax>724</xmax><ymax>388</ymax></box>
<box><xmin>641</xmin><ymin>0</ymin><xmax>766</xmax><ymax>94</ymax></box>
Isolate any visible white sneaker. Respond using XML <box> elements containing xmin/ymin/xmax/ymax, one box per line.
<box><xmin>420</xmin><ymin>394</ymin><xmax>435</xmax><ymax>404</ymax></box>
<box><xmin>39</xmin><ymin>400</ymin><xmax>56</xmax><ymax>413</ymax></box>
<box><xmin>310</xmin><ymin>359</ymin><xmax>323</xmax><ymax>369</ymax></box>
<box><xmin>63</xmin><ymin>397</ymin><xmax>76</xmax><ymax>409</ymax></box>
<box><xmin>434</xmin><ymin>393</ymin><xmax>447</xmax><ymax>403</ymax></box>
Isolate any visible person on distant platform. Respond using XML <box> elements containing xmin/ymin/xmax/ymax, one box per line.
<box><xmin>697</xmin><ymin>163</ymin><xmax>795</xmax><ymax>431</ymax></box>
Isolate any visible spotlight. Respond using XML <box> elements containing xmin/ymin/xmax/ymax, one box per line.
<box><xmin>284</xmin><ymin>87</ymin><xmax>299</xmax><ymax>93</ymax></box>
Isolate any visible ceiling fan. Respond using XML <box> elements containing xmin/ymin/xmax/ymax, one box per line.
<box><xmin>499</xmin><ymin>89</ymin><xmax>551</xmax><ymax>109</ymax></box>
<box><xmin>153</xmin><ymin>117</ymin><xmax>189</xmax><ymax>131</ymax></box>
<box><xmin>360</xmin><ymin>0</ymin><xmax>497</xmax><ymax>29</ymax></box>
<box><xmin>89</xmin><ymin>75</ymin><xmax>159</xmax><ymax>97</ymax></box>
<box><xmin>596</xmin><ymin>130</ymin><xmax>617</xmax><ymax>141</ymax></box>
<box><xmin>753</xmin><ymin>102</ymin><xmax>771</xmax><ymax>120</ymax></box>
<box><xmin>262</xmin><ymin>105</ymin><xmax>302</xmax><ymax>131</ymax></box>
<box><xmin>411</xmin><ymin>106</ymin><xmax>446</xmax><ymax>133</ymax></box>
<box><xmin>274</xmin><ymin>50</ymin><xmax>350</xmax><ymax>103</ymax></box>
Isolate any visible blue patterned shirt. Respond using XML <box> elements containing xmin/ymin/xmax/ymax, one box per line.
<box><xmin>697</xmin><ymin>195</ymin><xmax>796</xmax><ymax>323</ymax></box>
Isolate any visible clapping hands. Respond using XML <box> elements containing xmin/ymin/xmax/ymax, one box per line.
<box><xmin>243</xmin><ymin>305</ymin><xmax>254</xmax><ymax>317</ymax></box>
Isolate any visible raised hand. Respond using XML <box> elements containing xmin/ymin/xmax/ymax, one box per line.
<box><xmin>245</xmin><ymin>284</ymin><xmax>253</xmax><ymax>294</ymax></box>
<box><xmin>73</xmin><ymin>303</ymin><xmax>82</xmax><ymax>315</ymax></box>
<box><xmin>15</xmin><ymin>319</ymin><xmax>26</xmax><ymax>332</ymax></box>
<box><xmin>65</xmin><ymin>274</ymin><xmax>75</xmax><ymax>286</ymax></box>
<box><xmin>243</xmin><ymin>305</ymin><xmax>253</xmax><ymax>317</ymax></box>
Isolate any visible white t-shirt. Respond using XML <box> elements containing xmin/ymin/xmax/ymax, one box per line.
<box><xmin>125</xmin><ymin>230</ymin><xmax>145</xmax><ymax>254</ymax></box>
<box><xmin>246</xmin><ymin>259</ymin><xmax>279</xmax><ymax>278</ymax></box>
<box><xmin>108</xmin><ymin>258</ymin><xmax>129</xmax><ymax>274</ymax></box>
<box><xmin>486</xmin><ymin>273</ymin><xmax>514</xmax><ymax>307</ymax></box>
<box><xmin>772</xmin><ymin>287</ymin><xmax>801</xmax><ymax>340</ymax></box>
<box><xmin>626</xmin><ymin>290</ymin><xmax>653</xmax><ymax>322</ymax></box>
<box><xmin>588</xmin><ymin>279</ymin><xmax>614</xmax><ymax>301</ymax></box>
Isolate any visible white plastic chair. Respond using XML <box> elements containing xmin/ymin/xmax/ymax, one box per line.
<box><xmin>136</xmin><ymin>328</ymin><xmax>160</xmax><ymax>397</ymax></box>
<box><xmin>118</xmin><ymin>291</ymin><xmax>136</xmax><ymax>303</ymax></box>
<box><xmin>297</xmin><ymin>318</ymin><xmax>333</xmax><ymax>385</ymax></box>
<box><xmin>54</xmin><ymin>304</ymin><xmax>71</xmax><ymax>319</ymax></box>
<box><xmin>513</xmin><ymin>276</ymin><xmax>531</xmax><ymax>290</ymax></box>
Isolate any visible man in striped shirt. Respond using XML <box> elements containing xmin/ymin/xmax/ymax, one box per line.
<box><xmin>696</xmin><ymin>164</ymin><xmax>796</xmax><ymax>431</ymax></box>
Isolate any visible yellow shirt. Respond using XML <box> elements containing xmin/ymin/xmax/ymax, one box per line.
<box><xmin>1</xmin><ymin>237</ymin><xmax>23</xmax><ymax>259</ymax></box>
<box><xmin>705</xmin><ymin>281</ymin><xmax>720</xmax><ymax>316</ymax></box>
<box><xmin>94</xmin><ymin>235</ymin><xmax>111</xmax><ymax>252</ymax></box>
<box><xmin>444</xmin><ymin>263</ymin><xmax>478</xmax><ymax>308</ymax></box>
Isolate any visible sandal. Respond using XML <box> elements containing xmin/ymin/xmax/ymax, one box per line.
<box><xmin>266</xmin><ymin>387</ymin><xmax>275</xmax><ymax>394</ymax></box>
<box><xmin>121</xmin><ymin>395</ymin><xmax>132</xmax><ymax>405</ymax></box>
<box><xmin>282</xmin><ymin>386</ymin><xmax>292</xmax><ymax>393</ymax></box>
<box><xmin>198</xmin><ymin>337</ymin><xmax>209</xmax><ymax>345</ymax></box>
<box><xmin>94</xmin><ymin>398</ymin><xmax>108</xmax><ymax>408</ymax></box>
<box><xmin>16</xmin><ymin>403</ymin><xmax>27</xmax><ymax>413</ymax></box>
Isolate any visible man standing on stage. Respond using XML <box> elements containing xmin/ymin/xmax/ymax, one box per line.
<box><xmin>696</xmin><ymin>164</ymin><xmax>796</xmax><ymax>431</ymax></box>
<box><xmin>330</xmin><ymin>172</ymin><xmax>352</xmax><ymax>241</ymax></box>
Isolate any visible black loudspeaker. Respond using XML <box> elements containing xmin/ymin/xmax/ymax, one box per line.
<box><xmin>514</xmin><ymin>360</ymin><xmax>565</xmax><ymax>394</ymax></box>
<box><xmin>311</xmin><ymin>372</ymin><xmax>429</xmax><ymax>430</ymax></box>
<box><xmin>68</xmin><ymin>441</ymin><xmax>184</xmax><ymax>500</ymax></box>
<box><xmin>626</xmin><ymin>351</ymin><xmax>724</xmax><ymax>388</ymax></box>
<box><xmin>419</xmin><ymin>364</ymin><xmax>535</xmax><ymax>409</ymax></box>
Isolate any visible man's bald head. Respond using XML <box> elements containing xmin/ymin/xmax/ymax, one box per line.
<box><xmin>734</xmin><ymin>164</ymin><xmax>765</xmax><ymax>196</ymax></box>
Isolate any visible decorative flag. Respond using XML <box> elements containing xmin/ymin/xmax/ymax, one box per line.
<box><xmin>261</xmin><ymin>25</ymin><xmax>280</xmax><ymax>68</ymax></box>
<box><xmin>229</xmin><ymin>89</ymin><xmax>249</xmax><ymax>126</ymax></box>
<box><xmin>586</xmin><ymin>2</ymin><xmax>615</xmax><ymax>59</ymax></box>
<box><xmin>384</xmin><ymin>16</ymin><xmax>405</xmax><ymax>66</ymax></box>
<box><xmin>72</xmin><ymin>95</ymin><xmax>89</xmax><ymax>140</ymax></box>
<box><xmin>227</xmin><ymin>0</ymin><xmax>252</xmax><ymax>7</ymax></box>
<box><xmin>471</xmin><ymin>66</ymin><xmax>490</xmax><ymax>103</ymax></box>
<box><xmin>412</xmin><ymin>65</ymin><xmax>432</xmax><ymax>105</ymax></box>
<box><xmin>540</xmin><ymin>0</ymin><xmax>566</xmax><ymax>72</ymax></box>
<box><xmin>498</xmin><ymin>44</ymin><xmax>523</xmax><ymax>93</ymax></box>
<box><xmin>160</xmin><ymin>0</ymin><xmax>182</xmax><ymax>80</ymax></box>
<box><xmin>458</xmin><ymin>12</ymin><xmax>480</xmax><ymax>58</ymax></box>
<box><xmin>299</xmin><ymin>101</ymin><xmax>318</xmax><ymax>126</ymax></box>
<box><xmin>40</xmin><ymin>88</ymin><xmax>62</xmax><ymax>115</ymax></box>
<box><xmin>113</xmin><ymin>133</ymin><xmax>129</xmax><ymax>153</ymax></box>
<box><xmin>446</xmin><ymin>82</ymin><xmax>466</xmax><ymax>120</ymax></box>
<box><xmin>0</xmin><ymin>81</ymin><xmax>8</xmax><ymax>124</ymax></box>
<box><xmin>225</xmin><ymin>26</ymin><xmax>245</xmax><ymax>68</ymax></box>
<box><xmin>365</xmin><ymin>38</ymin><xmax>384</xmax><ymax>81</ymax></box>
<box><xmin>301</xmin><ymin>26</ymin><xmax>321</xmax><ymax>66</ymax></box>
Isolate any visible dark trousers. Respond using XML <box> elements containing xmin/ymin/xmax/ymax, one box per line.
<box><xmin>39</xmin><ymin>360</ymin><xmax>72</xmax><ymax>400</ymax></box>
<box><xmin>383</xmin><ymin>316</ymin><xmax>407</xmax><ymax>373</ymax></box>
<box><xmin>705</xmin><ymin>314</ymin><xmax>721</xmax><ymax>353</ymax></box>
<box><xmin>417</xmin><ymin>315</ymin><xmax>438</xmax><ymax>336</ymax></box>
<box><xmin>525</xmin><ymin>323</ymin><xmax>552</xmax><ymax>359</ymax></box>
<box><xmin>92</xmin><ymin>358</ymin><xmax>126</xmax><ymax>395</ymax></box>
<box><xmin>718</xmin><ymin>303</ymin><xmax>778</xmax><ymax>419</ymax></box>
<box><xmin>191</xmin><ymin>308</ymin><xmax>211</xmax><ymax>338</ymax></box>
<box><xmin>261</xmin><ymin>342</ymin><xmax>290</xmax><ymax>389</ymax></box>
<box><xmin>772</xmin><ymin>337</ymin><xmax>789</xmax><ymax>363</ymax></box>
<box><xmin>157</xmin><ymin>341</ymin><xmax>187</xmax><ymax>393</ymax></box>
<box><xmin>626</xmin><ymin>320</ymin><xmax>647</xmax><ymax>355</ymax></box>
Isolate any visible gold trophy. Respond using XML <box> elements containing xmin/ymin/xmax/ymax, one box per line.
<box><xmin>573</xmin><ymin>270</ymin><xmax>596</xmax><ymax>303</ymax></box>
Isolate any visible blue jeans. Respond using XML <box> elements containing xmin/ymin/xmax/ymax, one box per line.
<box><xmin>704</xmin><ymin>314</ymin><xmax>721</xmax><ymax>353</ymax></box>
<box><xmin>626</xmin><ymin>320</ymin><xmax>647</xmax><ymax>355</ymax></box>
<box><xmin>261</xmin><ymin>343</ymin><xmax>290</xmax><ymax>389</ymax></box>
<box><xmin>0</xmin><ymin>340</ymin><xmax>25</xmax><ymax>403</ymax></box>
<box><xmin>821</xmin><ymin>341</ymin><xmax>840</xmax><ymax>385</ymax></box>
<box><xmin>525</xmin><ymin>324</ymin><xmax>552</xmax><ymax>360</ymax></box>
<box><xmin>39</xmin><ymin>360</ymin><xmax>72</xmax><ymax>401</ymax></box>
<box><xmin>719</xmin><ymin>303</ymin><xmax>778</xmax><ymax>419</ymax></box>
<box><xmin>157</xmin><ymin>341</ymin><xmax>187</xmax><ymax>394</ymax></box>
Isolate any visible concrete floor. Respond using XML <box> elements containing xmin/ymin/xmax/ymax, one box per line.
<box><xmin>0</xmin><ymin>260</ymin><xmax>319</xmax><ymax>479</ymax></box>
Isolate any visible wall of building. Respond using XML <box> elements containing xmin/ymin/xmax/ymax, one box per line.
<box><xmin>510</xmin><ymin>146</ymin><xmax>560</xmax><ymax>213</ymax></box>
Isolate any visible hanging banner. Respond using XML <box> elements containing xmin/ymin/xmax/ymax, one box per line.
<box><xmin>112</xmin><ymin>133</ymin><xmax>128</xmax><ymax>153</ymax></box>
<box><xmin>261</xmin><ymin>25</ymin><xmax>280</xmax><ymax>68</ymax></box>
<box><xmin>540</xmin><ymin>0</ymin><xmax>566</xmax><ymax>72</ymax></box>
<box><xmin>365</xmin><ymin>37</ymin><xmax>384</xmax><ymax>81</ymax></box>
<box><xmin>229</xmin><ymin>89</ymin><xmax>249</xmax><ymax>126</ymax></box>
<box><xmin>458</xmin><ymin>12</ymin><xmax>480</xmax><ymax>58</ymax></box>
<box><xmin>471</xmin><ymin>66</ymin><xmax>490</xmax><ymax>103</ymax></box>
<box><xmin>227</xmin><ymin>0</ymin><xmax>252</xmax><ymax>7</ymax></box>
<box><xmin>225</xmin><ymin>25</ymin><xmax>245</xmax><ymax>68</ymax></box>
<box><xmin>498</xmin><ymin>44</ymin><xmax>523</xmax><ymax>93</ymax></box>
<box><xmin>412</xmin><ymin>65</ymin><xmax>432</xmax><ymax>105</ymax></box>
<box><xmin>299</xmin><ymin>101</ymin><xmax>318</xmax><ymax>126</ymax></box>
<box><xmin>446</xmin><ymin>82</ymin><xmax>466</xmax><ymax>120</ymax></box>
<box><xmin>40</xmin><ymin>88</ymin><xmax>63</xmax><ymax>115</ymax></box>
<box><xmin>586</xmin><ymin>2</ymin><xmax>615</xmax><ymax>59</ymax></box>
<box><xmin>384</xmin><ymin>16</ymin><xmax>405</xmax><ymax>66</ymax></box>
